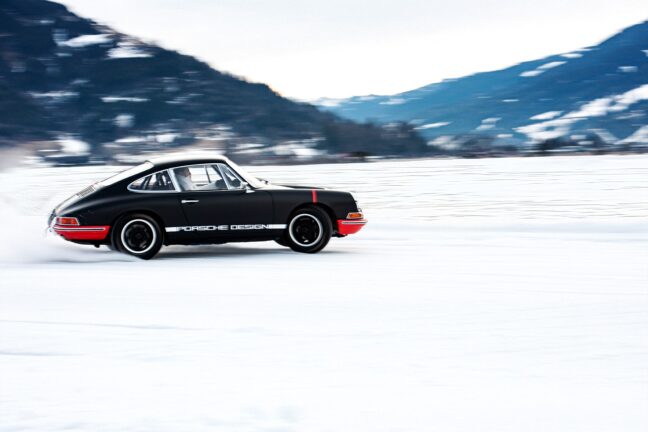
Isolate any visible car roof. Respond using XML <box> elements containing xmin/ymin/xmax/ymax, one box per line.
<box><xmin>147</xmin><ymin>153</ymin><xmax>232</xmax><ymax>169</ymax></box>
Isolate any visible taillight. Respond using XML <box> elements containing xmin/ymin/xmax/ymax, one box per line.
<box><xmin>56</xmin><ymin>216</ymin><xmax>80</xmax><ymax>226</ymax></box>
<box><xmin>346</xmin><ymin>212</ymin><xmax>364</xmax><ymax>220</ymax></box>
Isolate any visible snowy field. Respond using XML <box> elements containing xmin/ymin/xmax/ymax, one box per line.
<box><xmin>0</xmin><ymin>155</ymin><xmax>647</xmax><ymax>432</ymax></box>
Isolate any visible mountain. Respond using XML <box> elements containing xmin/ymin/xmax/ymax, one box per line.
<box><xmin>320</xmin><ymin>21</ymin><xmax>648</xmax><ymax>153</ymax></box>
<box><xmin>0</xmin><ymin>0</ymin><xmax>426</xmax><ymax>163</ymax></box>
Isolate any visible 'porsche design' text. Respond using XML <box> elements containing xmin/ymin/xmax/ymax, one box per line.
<box><xmin>166</xmin><ymin>224</ymin><xmax>287</xmax><ymax>233</ymax></box>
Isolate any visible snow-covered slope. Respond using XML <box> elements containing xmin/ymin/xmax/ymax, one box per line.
<box><xmin>1</xmin><ymin>155</ymin><xmax>647</xmax><ymax>431</ymax></box>
<box><xmin>0</xmin><ymin>0</ymin><xmax>426</xmax><ymax>160</ymax></box>
<box><xmin>321</xmin><ymin>21</ymin><xmax>648</xmax><ymax>152</ymax></box>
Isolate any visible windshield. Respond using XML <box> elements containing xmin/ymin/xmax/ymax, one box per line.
<box><xmin>227</xmin><ymin>160</ymin><xmax>264</xmax><ymax>189</ymax></box>
<box><xmin>98</xmin><ymin>162</ymin><xmax>154</xmax><ymax>187</ymax></box>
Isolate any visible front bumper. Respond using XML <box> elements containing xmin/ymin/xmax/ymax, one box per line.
<box><xmin>336</xmin><ymin>219</ymin><xmax>367</xmax><ymax>235</ymax></box>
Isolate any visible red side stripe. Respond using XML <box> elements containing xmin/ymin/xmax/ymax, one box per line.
<box><xmin>311</xmin><ymin>189</ymin><xmax>318</xmax><ymax>203</ymax></box>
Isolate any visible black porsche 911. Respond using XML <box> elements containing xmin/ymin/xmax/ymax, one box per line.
<box><xmin>49</xmin><ymin>154</ymin><xmax>367</xmax><ymax>259</ymax></box>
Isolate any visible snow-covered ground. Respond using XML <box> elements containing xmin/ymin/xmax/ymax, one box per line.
<box><xmin>1</xmin><ymin>155</ymin><xmax>647</xmax><ymax>432</ymax></box>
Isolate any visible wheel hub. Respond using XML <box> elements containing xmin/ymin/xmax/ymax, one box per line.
<box><xmin>121</xmin><ymin>219</ymin><xmax>156</xmax><ymax>254</ymax></box>
<box><xmin>290</xmin><ymin>214</ymin><xmax>322</xmax><ymax>245</ymax></box>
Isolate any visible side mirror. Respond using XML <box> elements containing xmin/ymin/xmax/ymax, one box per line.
<box><xmin>241</xmin><ymin>182</ymin><xmax>254</xmax><ymax>193</ymax></box>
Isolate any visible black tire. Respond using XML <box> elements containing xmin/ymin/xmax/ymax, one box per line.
<box><xmin>274</xmin><ymin>236</ymin><xmax>289</xmax><ymax>247</ymax></box>
<box><xmin>111</xmin><ymin>213</ymin><xmax>163</xmax><ymax>260</ymax></box>
<box><xmin>285</xmin><ymin>206</ymin><xmax>332</xmax><ymax>253</ymax></box>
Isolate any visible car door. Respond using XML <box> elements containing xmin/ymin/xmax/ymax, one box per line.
<box><xmin>171</xmin><ymin>163</ymin><xmax>274</xmax><ymax>240</ymax></box>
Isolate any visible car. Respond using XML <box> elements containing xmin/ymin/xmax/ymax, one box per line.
<box><xmin>48</xmin><ymin>154</ymin><xmax>367</xmax><ymax>259</ymax></box>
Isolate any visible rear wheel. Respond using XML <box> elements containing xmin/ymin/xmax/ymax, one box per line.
<box><xmin>285</xmin><ymin>206</ymin><xmax>332</xmax><ymax>253</ymax></box>
<box><xmin>112</xmin><ymin>214</ymin><xmax>163</xmax><ymax>260</ymax></box>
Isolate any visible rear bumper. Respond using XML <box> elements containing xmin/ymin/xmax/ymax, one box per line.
<box><xmin>53</xmin><ymin>225</ymin><xmax>110</xmax><ymax>241</ymax></box>
<box><xmin>337</xmin><ymin>219</ymin><xmax>367</xmax><ymax>235</ymax></box>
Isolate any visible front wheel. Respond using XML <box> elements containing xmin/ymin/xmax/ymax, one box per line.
<box><xmin>285</xmin><ymin>206</ymin><xmax>332</xmax><ymax>253</ymax></box>
<box><xmin>112</xmin><ymin>214</ymin><xmax>163</xmax><ymax>260</ymax></box>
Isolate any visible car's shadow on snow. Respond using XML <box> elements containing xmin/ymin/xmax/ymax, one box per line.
<box><xmin>156</xmin><ymin>244</ymin><xmax>350</xmax><ymax>260</ymax></box>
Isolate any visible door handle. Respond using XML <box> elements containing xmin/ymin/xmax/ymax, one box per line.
<box><xmin>181</xmin><ymin>199</ymin><xmax>200</xmax><ymax>204</ymax></box>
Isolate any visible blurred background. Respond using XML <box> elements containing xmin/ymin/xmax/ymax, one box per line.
<box><xmin>0</xmin><ymin>0</ymin><xmax>647</xmax><ymax>166</ymax></box>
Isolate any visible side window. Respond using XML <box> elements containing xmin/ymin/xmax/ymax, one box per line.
<box><xmin>128</xmin><ymin>170</ymin><xmax>175</xmax><ymax>192</ymax></box>
<box><xmin>216</xmin><ymin>163</ymin><xmax>245</xmax><ymax>190</ymax></box>
<box><xmin>146</xmin><ymin>171</ymin><xmax>175</xmax><ymax>191</ymax></box>
<box><xmin>172</xmin><ymin>164</ymin><xmax>227</xmax><ymax>191</ymax></box>
<box><xmin>128</xmin><ymin>176</ymin><xmax>147</xmax><ymax>191</ymax></box>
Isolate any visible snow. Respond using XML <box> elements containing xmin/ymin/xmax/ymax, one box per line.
<box><xmin>482</xmin><ymin>117</ymin><xmax>500</xmax><ymax>123</ymax></box>
<box><xmin>520</xmin><ymin>70</ymin><xmax>543</xmax><ymax>77</ymax></box>
<box><xmin>416</xmin><ymin>122</ymin><xmax>450</xmax><ymax>129</ymax></box>
<box><xmin>566</xmin><ymin>97</ymin><xmax>614</xmax><ymax>118</ymax></box>
<box><xmin>538</xmin><ymin>61</ymin><xmax>566</xmax><ymax>70</ymax></box>
<box><xmin>58</xmin><ymin>34</ymin><xmax>112</xmax><ymax>48</ymax></box>
<box><xmin>313</xmin><ymin>97</ymin><xmax>343</xmax><ymax>107</ymax></box>
<box><xmin>561</xmin><ymin>52</ymin><xmax>583</xmax><ymax>59</ymax></box>
<box><xmin>114</xmin><ymin>136</ymin><xmax>146</xmax><ymax>144</ymax></box>
<box><xmin>428</xmin><ymin>135</ymin><xmax>460</xmax><ymax>150</ymax></box>
<box><xmin>379</xmin><ymin>97</ymin><xmax>407</xmax><ymax>105</ymax></box>
<box><xmin>29</xmin><ymin>91</ymin><xmax>78</xmax><ymax>99</ymax></box>
<box><xmin>516</xmin><ymin>118</ymin><xmax>578</xmax><ymax>141</ymax></box>
<box><xmin>114</xmin><ymin>114</ymin><xmax>134</xmax><ymax>128</ymax></box>
<box><xmin>476</xmin><ymin>117</ymin><xmax>500</xmax><ymax>131</ymax></box>
<box><xmin>620</xmin><ymin>125</ymin><xmax>648</xmax><ymax>144</ymax></box>
<box><xmin>518</xmin><ymin>84</ymin><xmax>648</xmax><ymax>140</ymax></box>
<box><xmin>269</xmin><ymin>142</ymin><xmax>324</xmax><ymax>158</ymax></box>
<box><xmin>1</xmin><ymin>155</ymin><xmax>647</xmax><ymax>432</ymax></box>
<box><xmin>155</xmin><ymin>133</ymin><xmax>178</xmax><ymax>144</ymax></box>
<box><xmin>101</xmin><ymin>96</ymin><xmax>148</xmax><ymax>103</ymax></box>
<box><xmin>564</xmin><ymin>84</ymin><xmax>648</xmax><ymax>119</ymax></box>
<box><xmin>520</xmin><ymin>61</ymin><xmax>567</xmax><ymax>77</ymax></box>
<box><xmin>531</xmin><ymin>111</ymin><xmax>563</xmax><ymax>121</ymax></box>
<box><xmin>107</xmin><ymin>42</ymin><xmax>152</xmax><ymax>59</ymax></box>
<box><xmin>56</xmin><ymin>137</ymin><xmax>90</xmax><ymax>155</ymax></box>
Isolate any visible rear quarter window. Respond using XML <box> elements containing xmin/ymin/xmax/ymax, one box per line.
<box><xmin>128</xmin><ymin>170</ymin><xmax>176</xmax><ymax>192</ymax></box>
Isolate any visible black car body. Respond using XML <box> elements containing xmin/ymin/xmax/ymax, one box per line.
<box><xmin>49</xmin><ymin>155</ymin><xmax>366</xmax><ymax>259</ymax></box>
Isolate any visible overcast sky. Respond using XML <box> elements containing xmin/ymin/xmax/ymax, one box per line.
<box><xmin>58</xmin><ymin>0</ymin><xmax>647</xmax><ymax>100</ymax></box>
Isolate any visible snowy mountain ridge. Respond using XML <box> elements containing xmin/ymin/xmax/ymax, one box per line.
<box><xmin>319</xmin><ymin>21</ymin><xmax>648</xmax><ymax>154</ymax></box>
